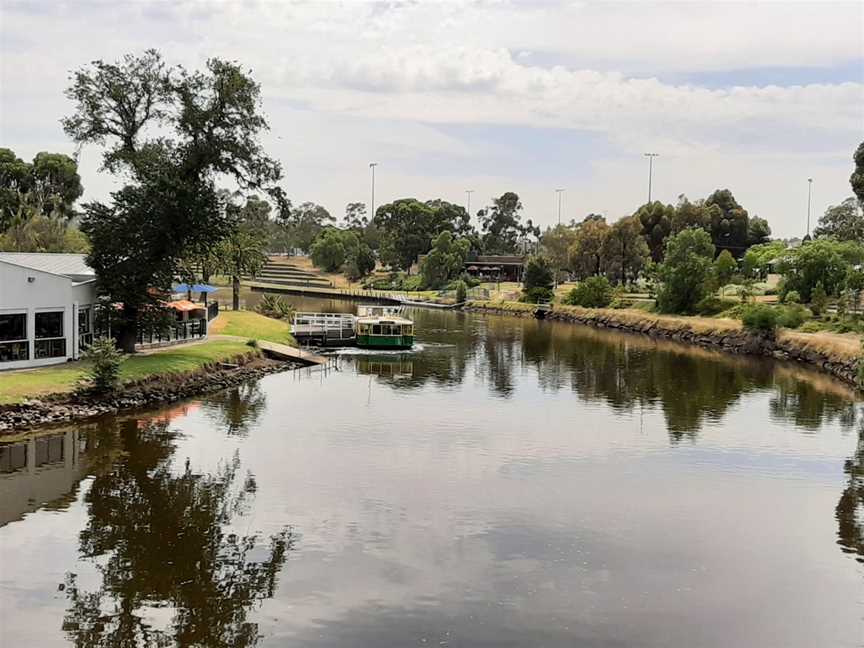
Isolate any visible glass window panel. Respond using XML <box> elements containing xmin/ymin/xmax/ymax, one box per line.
<box><xmin>372</xmin><ymin>325</ymin><xmax>382</xmax><ymax>335</ymax></box>
<box><xmin>0</xmin><ymin>313</ymin><xmax>26</xmax><ymax>341</ymax></box>
<box><xmin>35</xmin><ymin>311</ymin><xmax>63</xmax><ymax>339</ymax></box>
<box><xmin>0</xmin><ymin>341</ymin><xmax>29</xmax><ymax>362</ymax></box>
<box><xmin>35</xmin><ymin>338</ymin><xmax>66</xmax><ymax>359</ymax></box>
<box><xmin>78</xmin><ymin>308</ymin><xmax>90</xmax><ymax>334</ymax></box>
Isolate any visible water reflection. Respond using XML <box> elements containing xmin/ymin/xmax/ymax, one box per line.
<box><xmin>204</xmin><ymin>382</ymin><xmax>268</xmax><ymax>436</ymax></box>
<box><xmin>837</xmin><ymin>412</ymin><xmax>864</xmax><ymax>564</ymax></box>
<box><xmin>60</xmin><ymin>419</ymin><xmax>293</xmax><ymax>647</ymax></box>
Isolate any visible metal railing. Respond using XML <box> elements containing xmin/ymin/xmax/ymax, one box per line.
<box><xmin>291</xmin><ymin>312</ymin><xmax>357</xmax><ymax>341</ymax></box>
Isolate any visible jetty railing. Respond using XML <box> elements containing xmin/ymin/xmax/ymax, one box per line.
<box><xmin>291</xmin><ymin>312</ymin><xmax>357</xmax><ymax>343</ymax></box>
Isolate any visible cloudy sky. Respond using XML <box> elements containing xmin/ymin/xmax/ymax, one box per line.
<box><xmin>1</xmin><ymin>0</ymin><xmax>862</xmax><ymax>237</ymax></box>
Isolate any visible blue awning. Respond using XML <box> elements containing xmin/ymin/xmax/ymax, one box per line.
<box><xmin>173</xmin><ymin>283</ymin><xmax>218</xmax><ymax>294</ymax></box>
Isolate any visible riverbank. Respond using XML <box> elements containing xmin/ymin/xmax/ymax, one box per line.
<box><xmin>0</xmin><ymin>350</ymin><xmax>300</xmax><ymax>434</ymax></box>
<box><xmin>466</xmin><ymin>300</ymin><xmax>863</xmax><ymax>389</ymax></box>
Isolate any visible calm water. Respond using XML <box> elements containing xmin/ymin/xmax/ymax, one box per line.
<box><xmin>1</xmin><ymin>303</ymin><xmax>862</xmax><ymax>647</ymax></box>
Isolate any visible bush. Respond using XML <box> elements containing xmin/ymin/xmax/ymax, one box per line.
<box><xmin>810</xmin><ymin>282</ymin><xmax>829</xmax><ymax>317</ymax></box>
<box><xmin>656</xmin><ymin>229</ymin><xmax>715</xmax><ymax>314</ymax></box>
<box><xmin>563</xmin><ymin>276</ymin><xmax>613</xmax><ymax>308</ymax></box>
<box><xmin>695</xmin><ymin>296</ymin><xmax>737</xmax><ymax>316</ymax></box>
<box><xmin>740</xmin><ymin>304</ymin><xmax>779</xmax><ymax>334</ymax></box>
<box><xmin>522</xmin><ymin>255</ymin><xmax>554</xmax><ymax>292</ymax></box>
<box><xmin>777</xmin><ymin>303</ymin><xmax>809</xmax><ymax>329</ymax></box>
<box><xmin>454</xmin><ymin>280</ymin><xmax>467</xmax><ymax>304</ymax></box>
<box><xmin>255</xmin><ymin>294</ymin><xmax>295</xmax><ymax>320</ymax></box>
<box><xmin>782</xmin><ymin>290</ymin><xmax>801</xmax><ymax>304</ymax></box>
<box><xmin>83</xmin><ymin>337</ymin><xmax>123</xmax><ymax>393</ymax></box>
<box><xmin>520</xmin><ymin>287</ymin><xmax>555</xmax><ymax>304</ymax></box>
<box><xmin>246</xmin><ymin>338</ymin><xmax>259</xmax><ymax>348</ymax></box>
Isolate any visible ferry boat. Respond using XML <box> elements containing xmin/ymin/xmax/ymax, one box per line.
<box><xmin>355</xmin><ymin>305</ymin><xmax>415</xmax><ymax>349</ymax></box>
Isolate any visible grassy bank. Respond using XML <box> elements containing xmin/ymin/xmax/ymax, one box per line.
<box><xmin>0</xmin><ymin>339</ymin><xmax>254</xmax><ymax>405</ymax></box>
<box><xmin>208</xmin><ymin>310</ymin><xmax>296</xmax><ymax>346</ymax></box>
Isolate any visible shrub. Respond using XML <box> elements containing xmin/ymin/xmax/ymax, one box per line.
<box><xmin>740</xmin><ymin>304</ymin><xmax>779</xmax><ymax>334</ymax></box>
<box><xmin>246</xmin><ymin>338</ymin><xmax>259</xmax><ymax>349</ymax></box>
<box><xmin>810</xmin><ymin>282</ymin><xmax>829</xmax><ymax>317</ymax></box>
<box><xmin>454</xmin><ymin>280</ymin><xmax>467</xmax><ymax>304</ymax></box>
<box><xmin>83</xmin><ymin>337</ymin><xmax>123</xmax><ymax>393</ymax></box>
<box><xmin>522</xmin><ymin>255</ymin><xmax>554</xmax><ymax>292</ymax></box>
<box><xmin>782</xmin><ymin>290</ymin><xmax>801</xmax><ymax>304</ymax></box>
<box><xmin>695</xmin><ymin>296</ymin><xmax>737</xmax><ymax>316</ymax></box>
<box><xmin>563</xmin><ymin>276</ymin><xmax>613</xmax><ymax>308</ymax></box>
<box><xmin>255</xmin><ymin>294</ymin><xmax>295</xmax><ymax>320</ymax></box>
<box><xmin>520</xmin><ymin>287</ymin><xmax>555</xmax><ymax>304</ymax></box>
<box><xmin>777</xmin><ymin>303</ymin><xmax>809</xmax><ymax>329</ymax></box>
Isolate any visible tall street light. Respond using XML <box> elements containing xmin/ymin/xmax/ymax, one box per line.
<box><xmin>466</xmin><ymin>189</ymin><xmax>474</xmax><ymax>218</ymax></box>
<box><xmin>644</xmin><ymin>153</ymin><xmax>659</xmax><ymax>203</ymax></box>
<box><xmin>555</xmin><ymin>188</ymin><xmax>565</xmax><ymax>225</ymax></box>
<box><xmin>369</xmin><ymin>162</ymin><xmax>378</xmax><ymax>218</ymax></box>
<box><xmin>806</xmin><ymin>178</ymin><xmax>813</xmax><ymax>240</ymax></box>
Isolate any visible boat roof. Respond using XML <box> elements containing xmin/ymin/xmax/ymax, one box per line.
<box><xmin>356</xmin><ymin>315</ymin><xmax>414</xmax><ymax>324</ymax></box>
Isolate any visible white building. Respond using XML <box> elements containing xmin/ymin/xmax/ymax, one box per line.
<box><xmin>0</xmin><ymin>253</ymin><xmax>97</xmax><ymax>370</ymax></box>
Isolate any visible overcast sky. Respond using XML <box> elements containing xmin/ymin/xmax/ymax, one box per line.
<box><xmin>1</xmin><ymin>0</ymin><xmax>862</xmax><ymax>237</ymax></box>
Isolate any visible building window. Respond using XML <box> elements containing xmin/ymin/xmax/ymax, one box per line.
<box><xmin>35</xmin><ymin>311</ymin><xmax>63</xmax><ymax>338</ymax></box>
<box><xmin>0</xmin><ymin>313</ymin><xmax>28</xmax><ymax>363</ymax></box>
<box><xmin>35</xmin><ymin>311</ymin><xmax>65</xmax><ymax>359</ymax></box>
<box><xmin>78</xmin><ymin>307</ymin><xmax>93</xmax><ymax>349</ymax></box>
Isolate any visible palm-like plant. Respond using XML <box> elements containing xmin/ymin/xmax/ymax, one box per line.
<box><xmin>218</xmin><ymin>226</ymin><xmax>268</xmax><ymax>310</ymax></box>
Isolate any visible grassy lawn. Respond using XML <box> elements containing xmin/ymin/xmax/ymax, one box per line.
<box><xmin>0</xmin><ymin>339</ymin><xmax>253</xmax><ymax>405</ymax></box>
<box><xmin>208</xmin><ymin>310</ymin><xmax>296</xmax><ymax>346</ymax></box>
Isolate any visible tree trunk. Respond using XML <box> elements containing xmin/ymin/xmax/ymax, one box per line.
<box><xmin>118</xmin><ymin>305</ymin><xmax>138</xmax><ymax>353</ymax></box>
<box><xmin>232</xmin><ymin>275</ymin><xmax>240</xmax><ymax>311</ymax></box>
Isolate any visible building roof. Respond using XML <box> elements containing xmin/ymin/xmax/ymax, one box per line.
<box><xmin>0</xmin><ymin>253</ymin><xmax>94</xmax><ymax>280</ymax></box>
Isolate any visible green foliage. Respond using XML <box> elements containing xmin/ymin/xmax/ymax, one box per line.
<box><xmin>454</xmin><ymin>279</ymin><xmax>467</xmax><ymax>304</ymax></box>
<box><xmin>520</xmin><ymin>287</ymin><xmax>555</xmax><ymax>304</ymax></box>
<box><xmin>478</xmin><ymin>192</ymin><xmax>538</xmax><ymax>255</ymax></box>
<box><xmin>814</xmin><ymin>197</ymin><xmax>864</xmax><ymax>242</ymax></box>
<box><xmin>345</xmin><ymin>242</ymin><xmax>376</xmax><ymax>280</ymax></box>
<box><xmin>420</xmin><ymin>230</ymin><xmax>471</xmax><ymax>289</ymax></box>
<box><xmin>777</xmin><ymin>303</ymin><xmax>809</xmax><ymax>329</ymax></box>
<box><xmin>541</xmin><ymin>224</ymin><xmax>578</xmax><ymax>279</ymax></box>
<box><xmin>713</xmin><ymin>249</ymin><xmax>737</xmax><ymax>288</ymax></box>
<box><xmin>777</xmin><ymin>239</ymin><xmax>855</xmax><ymax>302</ymax></box>
<box><xmin>740</xmin><ymin>304</ymin><xmax>779</xmax><ymax>334</ymax></box>
<box><xmin>64</xmin><ymin>50</ymin><xmax>283</xmax><ymax>351</ymax></box>
<box><xmin>522</xmin><ymin>255</ymin><xmax>554</xmax><ymax>292</ymax></box>
<box><xmin>374</xmin><ymin>198</ymin><xmax>475</xmax><ymax>271</ymax></box>
<box><xmin>568</xmin><ymin>217</ymin><xmax>609</xmax><ymax>279</ymax></box>
<box><xmin>601</xmin><ymin>215</ymin><xmax>650</xmax><ymax>285</ymax></box>
<box><xmin>694</xmin><ymin>296</ymin><xmax>737</xmax><ymax>316</ymax></box>
<box><xmin>0</xmin><ymin>211</ymin><xmax>90</xmax><ymax>253</ymax></box>
<box><xmin>747</xmin><ymin>216</ymin><xmax>771</xmax><ymax>247</ymax></box>
<box><xmin>310</xmin><ymin>228</ymin><xmax>354</xmax><ymax>272</ymax></box>
<box><xmin>255</xmin><ymin>294</ymin><xmax>294</xmax><ymax>321</ymax></box>
<box><xmin>783</xmin><ymin>290</ymin><xmax>801</xmax><ymax>304</ymax></box>
<box><xmin>564</xmin><ymin>276</ymin><xmax>614</xmax><ymax>308</ymax></box>
<box><xmin>705</xmin><ymin>188</ymin><xmax>750</xmax><ymax>256</ymax></box>
<box><xmin>852</xmin><ymin>141</ymin><xmax>864</xmax><ymax>204</ymax></box>
<box><xmin>655</xmin><ymin>229</ymin><xmax>716</xmax><ymax>314</ymax></box>
<box><xmin>83</xmin><ymin>337</ymin><xmax>124</xmax><ymax>393</ymax></box>
<box><xmin>284</xmin><ymin>202</ymin><xmax>335</xmax><ymax>252</ymax></box>
<box><xmin>810</xmin><ymin>282</ymin><xmax>829</xmax><ymax>317</ymax></box>
<box><xmin>635</xmin><ymin>201</ymin><xmax>674</xmax><ymax>262</ymax></box>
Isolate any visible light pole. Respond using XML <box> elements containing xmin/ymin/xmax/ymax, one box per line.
<box><xmin>555</xmin><ymin>188</ymin><xmax>565</xmax><ymax>225</ymax></box>
<box><xmin>806</xmin><ymin>178</ymin><xmax>813</xmax><ymax>239</ymax></box>
<box><xmin>466</xmin><ymin>189</ymin><xmax>474</xmax><ymax>218</ymax></box>
<box><xmin>644</xmin><ymin>153</ymin><xmax>659</xmax><ymax>203</ymax></box>
<box><xmin>369</xmin><ymin>162</ymin><xmax>378</xmax><ymax>219</ymax></box>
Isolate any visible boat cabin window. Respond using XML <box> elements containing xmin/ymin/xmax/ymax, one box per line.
<box><xmin>372</xmin><ymin>324</ymin><xmax>382</xmax><ymax>335</ymax></box>
<box><xmin>402</xmin><ymin>324</ymin><xmax>413</xmax><ymax>335</ymax></box>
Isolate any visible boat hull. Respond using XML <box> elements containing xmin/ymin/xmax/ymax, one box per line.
<box><xmin>356</xmin><ymin>335</ymin><xmax>414</xmax><ymax>350</ymax></box>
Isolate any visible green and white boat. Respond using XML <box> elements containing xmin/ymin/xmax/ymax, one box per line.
<box><xmin>355</xmin><ymin>305</ymin><xmax>414</xmax><ymax>349</ymax></box>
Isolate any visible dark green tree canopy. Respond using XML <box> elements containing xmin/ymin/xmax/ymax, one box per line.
<box><xmin>64</xmin><ymin>49</ymin><xmax>283</xmax><ymax>350</ymax></box>
<box><xmin>705</xmin><ymin>189</ymin><xmax>750</xmax><ymax>256</ymax></box>
<box><xmin>0</xmin><ymin>147</ymin><xmax>83</xmax><ymax>229</ymax></box>
<box><xmin>851</xmin><ymin>141</ymin><xmax>864</xmax><ymax>204</ymax></box>
<box><xmin>656</xmin><ymin>228</ymin><xmax>716</xmax><ymax>314</ymax></box>
<box><xmin>814</xmin><ymin>197</ymin><xmax>864</xmax><ymax>242</ymax></box>
<box><xmin>635</xmin><ymin>201</ymin><xmax>674</xmax><ymax>262</ymax></box>
<box><xmin>420</xmin><ymin>230</ymin><xmax>470</xmax><ymax>289</ymax></box>
<box><xmin>747</xmin><ymin>216</ymin><xmax>772</xmax><ymax>247</ymax></box>
<box><xmin>478</xmin><ymin>192</ymin><xmax>538</xmax><ymax>255</ymax></box>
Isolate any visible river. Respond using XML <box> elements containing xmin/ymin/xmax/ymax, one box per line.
<box><xmin>1</xmin><ymin>300</ymin><xmax>862</xmax><ymax>647</ymax></box>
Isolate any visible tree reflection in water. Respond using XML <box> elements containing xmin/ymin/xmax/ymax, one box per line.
<box><xmin>837</xmin><ymin>409</ymin><xmax>864</xmax><ymax>564</ymax></box>
<box><xmin>62</xmin><ymin>419</ymin><xmax>293</xmax><ymax>647</ymax></box>
<box><xmin>204</xmin><ymin>382</ymin><xmax>268</xmax><ymax>437</ymax></box>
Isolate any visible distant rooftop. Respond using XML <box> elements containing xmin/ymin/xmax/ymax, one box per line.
<box><xmin>0</xmin><ymin>253</ymin><xmax>94</xmax><ymax>281</ymax></box>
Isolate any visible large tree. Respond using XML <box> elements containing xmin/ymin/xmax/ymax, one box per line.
<box><xmin>635</xmin><ymin>201</ymin><xmax>674</xmax><ymax>263</ymax></box>
<box><xmin>285</xmin><ymin>202</ymin><xmax>335</xmax><ymax>252</ymax></box>
<box><xmin>705</xmin><ymin>189</ymin><xmax>750</xmax><ymax>256</ymax></box>
<box><xmin>64</xmin><ymin>50</ymin><xmax>283</xmax><ymax>351</ymax></box>
<box><xmin>420</xmin><ymin>230</ymin><xmax>470</xmax><ymax>289</ymax></box>
<box><xmin>568</xmin><ymin>217</ymin><xmax>610</xmax><ymax>279</ymax></box>
<box><xmin>814</xmin><ymin>197</ymin><xmax>864</xmax><ymax>242</ymax></box>
<box><xmin>656</xmin><ymin>228</ymin><xmax>716</xmax><ymax>314</ymax></box>
<box><xmin>851</xmin><ymin>141</ymin><xmax>864</xmax><ymax>204</ymax></box>
<box><xmin>601</xmin><ymin>215</ymin><xmax>650</xmax><ymax>285</ymax></box>
<box><xmin>670</xmin><ymin>195</ymin><xmax>713</xmax><ymax>234</ymax></box>
<box><xmin>541</xmin><ymin>224</ymin><xmax>578</xmax><ymax>283</ymax></box>
<box><xmin>0</xmin><ymin>148</ymin><xmax>83</xmax><ymax>230</ymax></box>
<box><xmin>373</xmin><ymin>198</ymin><xmax>474</xmax><ymax>271</ymax></box>
<box><xmin>478</xmin><ymin>192</ymin><xmax>538</xmax><ymax>255</ymax></box>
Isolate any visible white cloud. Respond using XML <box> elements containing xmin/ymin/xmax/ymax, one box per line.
<box><xmin>0</xmin><ymin>0</ymin><xmax>861</xmax><ymax>237</ymax></box>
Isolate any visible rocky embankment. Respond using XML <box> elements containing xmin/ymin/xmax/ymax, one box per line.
<box><xmin>0</xmin><ymin>354</ymin><xmax>300</xmax><ymax>434</ymax></box>
<box><xmin>467</xmin><ymin>302</ymin><xmax>862</xmax><ymax>389</ymax></box>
